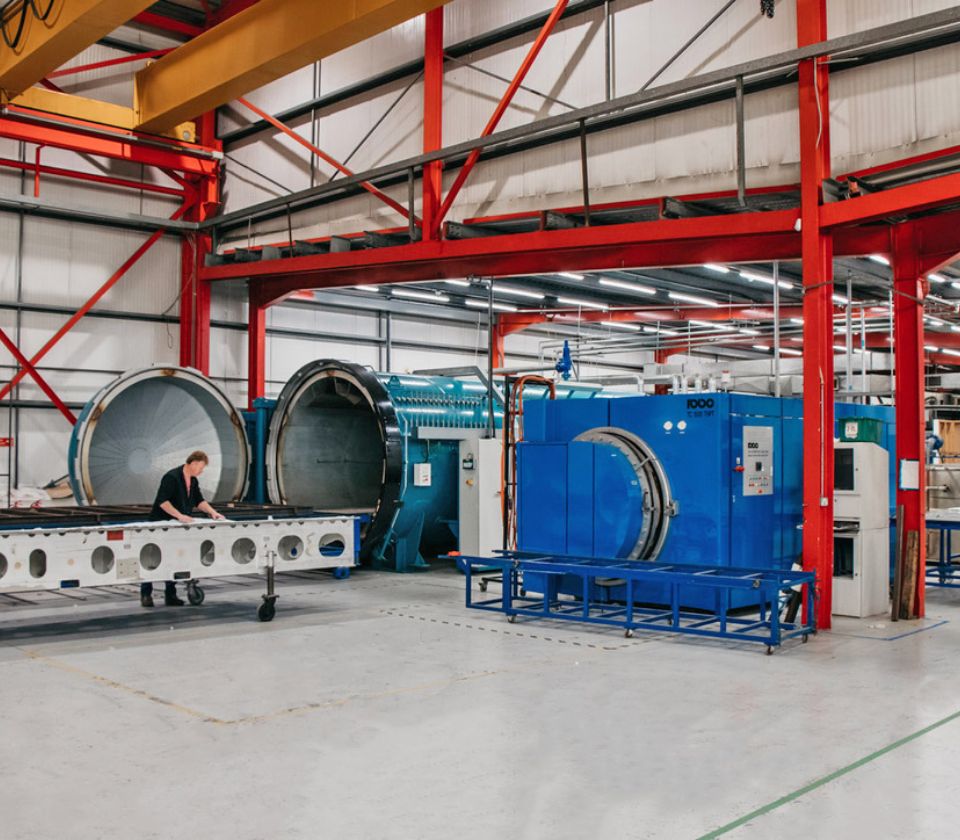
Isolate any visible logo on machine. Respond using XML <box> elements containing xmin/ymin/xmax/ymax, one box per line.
<box><xmin>747</xmin><ymin>441</ymin><xmax>760</xmax><ymax>450</ymax></box>
<box><xmin>686</xmin><ymin>397</ymin><xmax>716</xmax><ymax>418</ymax></box>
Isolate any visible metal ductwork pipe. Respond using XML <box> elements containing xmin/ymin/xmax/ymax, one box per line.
<box><xmin>68</xmin><ymin>366</ymin><xmax>249</xmax><ymax>506</ymax></box>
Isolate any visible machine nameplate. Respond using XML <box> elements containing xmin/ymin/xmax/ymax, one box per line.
<box><xmin>743</xmin><ymin>426</ymin><xmax>774</xmax><ymax>497</ymax></box>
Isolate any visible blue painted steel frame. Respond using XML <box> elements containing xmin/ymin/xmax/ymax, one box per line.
<box><xmin>925</xmin><ymin>519</ymin><xmax>960</xmax><ymax>588</ymax></box>
<box><xmin>460</xmin><ymin>551</ymin><xmax>816</xmax><ymax>650</ymax></box>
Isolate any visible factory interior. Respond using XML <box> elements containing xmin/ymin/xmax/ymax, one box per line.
<box><xmin>5</xmin><ymin>0</ymin><xmax>960</xmax><ymax>837</ymax></box>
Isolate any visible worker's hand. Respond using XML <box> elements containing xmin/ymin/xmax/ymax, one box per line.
<box><xmin>178</xmin><ymin>515</ymin><xmax>194</xmax><ymax>524</ymax></box>
<box><xmin>210</xmin><ymin>511</ymin><xmax>226</xmax><ymax>521</ymax></box>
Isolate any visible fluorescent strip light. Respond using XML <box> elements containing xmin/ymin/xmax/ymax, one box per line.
<box><xmin>833</xmin><ymin>345</ymin><xmax>848</xmax><ymax>352</ymax></box>
<box><xmin>661</xmin><ymin>328</ymin><xmax>680</xmax><ymax>336</ymax></box>
<box><xmin>832</xmin><ymin>294</ymin><xmax>849</xmax><ymax>305</ymax></box>
<box><xmin>951</xmin><ymin>325</ymin><xmax>960</xmax><ymax>333</ymax></box>
<box><xmin>779</xmin><ymin>348</ymin><xmax>802</xmax><ymax>356</ymax></box>
<box><xmin>444</xmin><ymin>279</ymin><xmax>471</xmax><ymax>287</ymax></box>
<box><xmin>643</xmin><ymin>326</ymin><xmax>681</xmax><ymax>336</ymax></box>
<box><xmin>557</xmin><ymin>296</ymin><xmax>608</xmax><ymax>310</ymax></box>
<box><xmin>465</xmin><ymin>299</ymin><xmax>517</xmax><ymax>312</ymax></box>
<box><xmin>703</xmin><ymin>263</ymin><xmax>729</xmax><ymax>274</ymax></box>
<box><xmin>869</xmin><ymin>254</ymin><xmax>890</xmax><ymax>265</ymax></box>
<box><xmin>739</xmin><ymin>269</ymin><xmax>794</xmax><ymax>290</ymax></box>
<box><xmin>601</xmin><ymin>321</ymin><xmax>641</xmax><ymax>331</ymax></box>
<box><xmin>752</xmin><ymin>345</ymin><xmax>769</xmax><ymax>351</ymax></box>
<box><xmin>928</xmin><ymin>274</ymin><xmax>947</xmax><ymax>283</ymax></box>
<box><xmin>789</xmin><ymin>317</ymin><xmax>804</xmax><ymax>325</ymax></box>
<box><xmin>738</xmin><ymin>328</ymin><xmax>761</xmax><ymax>336</ymax></box>
<box><xmin>598</xmin><ymin>278</ymin><xmax>657</xmax><ymax>295</ymax></box>
<box><xmin>669</xmin><ymin>292</ymin><xmax>719</xmax><ymax>308</ymax></box>
<box><xmin>943</xmin><ymin>348</ymin><xmax>960</xmax><ymax>357</ymax></box>
<box><xmin>925</xmin><ymin>345</ymin><xmax>940</xmax><ymax>352</ymax></box>
<box><xmin>392</xmin><ymin>289</ymin><xmax>450</xmax><ymax>303</ymax></box>
<box><xmin>493</xmin><ymin>284</ymin><xmax>544</xmax><ymax>300</ymax></box>
<box><xmin>690</xmin><ymin>320</ymin><xmax>734</xmax><ymax>331</ymax></box>
<box><xmin>354</xmin><ymin>285</ymin><xmax>379</xmax><ymax>291</ymax></box>
<box><xmin>558</xmin><ymin>272</ymin><xmax>584</xmax><ymax>281</ymax></box>
<box><xmin>927</xmin><ymin>317</ymin><xmax>946</xmax><ymax>327</ymax></box>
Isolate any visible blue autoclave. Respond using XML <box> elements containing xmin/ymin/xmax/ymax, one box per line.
<box><xmin>516</xmin><ymin>393</ymin><xmax>895</xmax><ymax>608</ymax></box>
<box><xmin>254</xmin><ymin>360</ymin><xmax>600</xmax><ymax>572</ymax></box>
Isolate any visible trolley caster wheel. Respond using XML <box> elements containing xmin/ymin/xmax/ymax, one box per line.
<box><xmin>766</xmin><ymin>645</ymin><xmax>775</xmax><ymax>656</ymax></box>
<box><xmin>507</xmin><ymin>614</ymin><xmax>516</xmax><ymax>624</ymax></box>
<box><xmin>802</xmin><ymin>633</ymin><xmax>809</xmax><ymax>644</ymax></box>
<box><xmin>624</xmin><ymin>629</ymin><xmax>634</xmax><ymax>639</ymax></box>
<box><xmin>257</xmin><ymin>597</ymin><xmax>277</xmax><ymax>622</ymax></box>
<box><xmin>520</xmin><ymin>588</ymin><xmax>526</xmax><ymax>597</ymax></box>
<box><xmin>333</xmin><ymin>567</ymin><xmax>350</xmax><ymax>580</ymax></box>
<box><xmin>186</xmin><ymin>583</ymin><xmax>205</xmax><ymax>606</ymax></box>
<box><xmin>479</xmin><ymin>581</ymin><xmax>488</xmax><ymax>593</ymax></box>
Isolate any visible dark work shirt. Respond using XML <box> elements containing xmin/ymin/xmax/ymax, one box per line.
<box><xmin>149</xmin><ymin>466</ymin><xmax>204</xmax><ymax>521</ymax></box>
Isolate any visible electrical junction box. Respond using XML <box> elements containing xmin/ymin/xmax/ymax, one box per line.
<box><xmin>458</xmin><ymin>438</ymin><xmax>502</xmax><ymax>557</ymax></box>
<box><xmin>413</xmin><ymin>463</ymin><xmax>432</xmax><ymax>487</ymax></box>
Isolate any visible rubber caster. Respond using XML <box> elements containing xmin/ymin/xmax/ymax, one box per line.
<box><xmin>333</xmin><ymin>567</ymin><xmax>350</xmax><ymax>580</ymax></box>
<box><xmin>624</xmin><ymin>629</ymin><xmax>634</xmax><ymax>638</ymax></box>
<box><xmin>186</xmin><ymin>582</ymin><xmax>205</xmax><ymax>606</ymax></box>
<box><xmin>766</xmin><ymin>645</ymin><xmax>775</xmax><ymax>656</ymax></box>
<box><xmin>257</xmin><ymin>597</ymin><xmax>277</xmax><ymax>622</ymax></box>
<box><xmin>520</xmin><ymin>588</ymin><xmax>526</xmax><ymax>597</ymax></box>
<box><xmin>479</xmin><ymin>581</ymin><xmax>488</xmax><ymax>593</ymax></box>
<box><xmin>802</xmin><ymin>634</ymin><xmax>809</xmax><ymax>644</ymax></box>
<box><xmin>507</xmin><ymin>614</ymin><xmax>516</xmax><ymax>624</ymax></box>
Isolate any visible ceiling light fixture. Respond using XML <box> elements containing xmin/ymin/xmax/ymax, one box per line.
<box><xmin>869</xmin><ymin>254</ymin><xmax>890</xmax><ymax>266</ymax></box>
<box><xmin>598</xmin><ymin>278</ymin><xmax>657</xmax><ymax>295</ymax></box>
<box><xmin>392</xmin><ymin>289</ymin><xmax>450</xmax><ymax>303</ymax></box>
<box><xmin>556</xmin><ymin>296</ymin><xmax>608</xmax><ymax>310</ymax></box>
<box><xmin>669</xmin><ymin>291</ymin><xmax>720</xmax><ymax>308</ymax></box>
<box><xmin>465</xmin><ymin>299</ymin><xmax>517</xmax><ymax>312</ymax></box>
<box><xmin>601</xmin><ymin>321</ymin><xmax>641</xmax><ymax>331</ymax></box>
<box><xmin>493</xmin><ymin>284</ymin><xmax>545</xmax><ymax>300</ymax></box>
<box><xmin>703</xmin><ymin>263</ymin><xmax>730</xmax><ymax>274</ymax></box>
<box><xmin>558</xmin><ymin>272</ymin><xmax>584</xmax><ymax>281</ymax></box>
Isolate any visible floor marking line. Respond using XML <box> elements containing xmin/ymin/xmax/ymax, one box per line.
<box><xmin>831</xmin><ymin>620</ymin><xmax>948</xmax><ymax>642</ymax></box>
<box><xmin>697</xmin><ymin>704</ymin><xmax>960</xmax><ymax>839</ymax></box>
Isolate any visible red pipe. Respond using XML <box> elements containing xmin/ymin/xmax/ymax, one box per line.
<box><xmin>47</xmin><ymin>50</ymin><xmax>173</xmax><ymax>79</ymax></box>
<box><xmin>432</xmin><ymin>0</ymin><xmax>570</xmax><ymax>236</ymax></box>
<box><xmin>133</xmin><ymin>12</ymin><xmax>203</xmax><ymax>38</ymax></box>
<box><xmin>0</xmin><ymin>157</ymin><xmax>185</xmax><ymax>197</ymax></box>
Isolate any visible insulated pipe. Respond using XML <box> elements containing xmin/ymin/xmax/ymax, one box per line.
<box><xmin>69</xmin><ymin>365</ymin><xmax>250</xmax><ymax>506</ymax></box>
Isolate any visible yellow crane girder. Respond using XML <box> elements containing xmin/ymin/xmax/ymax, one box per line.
<box><xmin>134</xmin><ymin>0</ymin><xmax>452</xmax><ymax>133</ymax></box>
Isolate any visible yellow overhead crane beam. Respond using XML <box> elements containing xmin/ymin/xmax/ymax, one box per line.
<box><xmin>0</xmin><ymin>0</ymin><xmax>155</xmax><ymax>100</ymax></box>
<box><xmin>134</xmin><ymin>0</ymin><xmax>452</xmax><ymax>134</ymax></box>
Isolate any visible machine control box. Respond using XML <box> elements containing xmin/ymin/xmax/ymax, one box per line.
<box><xmin>742</xmin><ymin>425</ymin><xmax>774</xmax><ymax>497</ymax></box>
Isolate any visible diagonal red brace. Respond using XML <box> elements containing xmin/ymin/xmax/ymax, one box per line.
<box><xmin>0</xmin><ymin>205</ymin><xmax>188</xmax><ymax>404</ymax></box>
<box><xmin>0</xmin><ymin>327</ymin><xmax>76</xmax><ymax>424</ymax></box>
<box><xmin>432</xmin><ymin>0</ymin><xmax>569</xmax><ymax>236</ymax></box>
<box><xmin>236</xmin><ymin>97</ymin><xmax>417</xmax><ymax>224</ymax></box>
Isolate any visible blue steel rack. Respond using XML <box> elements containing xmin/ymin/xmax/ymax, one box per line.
<box><xmin>926</xmin><ymin>518</ymin><xmax>960</xmax><ymax>588</ymax></box>
<box><xmin>460</xmin><ymin>551</ymin><xmax>817</xmax><ymax>653</ymax></box>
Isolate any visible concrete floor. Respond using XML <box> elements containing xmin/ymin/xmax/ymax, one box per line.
<box><xmin>2</xmin><ymin>566</ymin><xmax>959</xmax><ymax>839</ymax></box>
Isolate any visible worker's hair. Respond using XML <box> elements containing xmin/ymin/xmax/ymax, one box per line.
<box><xmin>186</xmin><ymin>450</ymin><xmax>209</xmax><ymax>465</ymax></box>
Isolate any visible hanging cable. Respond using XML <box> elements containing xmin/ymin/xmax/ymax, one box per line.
<box><xmin>1</xmin><ymin>0</ymin><xmax>57</xmax><ymax>51</ymax></box>
<box><xmin>760</xmin><ymin>0</ymin><xmax>775</xmax><ymax>18</ymax></box>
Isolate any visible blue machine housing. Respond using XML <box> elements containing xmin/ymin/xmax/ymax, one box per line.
<box><xmin>259</xmin><ymin>360</ymin><xmax>603</xmax><ymax>573</ymax></box>
<box><xmin>517</xmin><ymin>393</ymin><xmax>895</xmax><ymax>608</ymax></box>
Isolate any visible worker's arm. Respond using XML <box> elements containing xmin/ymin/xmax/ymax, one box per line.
<box><xmin>197</xmin><ymin>500</ymin><xmax>225</xmax><ymax>520</ymax></box>
<box><xmin>160</xmin><ymin>500</ymin><xmax>193</xmax><ymax>523</ymax></box>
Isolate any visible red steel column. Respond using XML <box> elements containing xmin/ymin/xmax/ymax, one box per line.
<box><xmin>180</xmin><ymin>111</ymin><xmax>219</xmax><ymax>374</ymax></box>
<box><xmin>798</xmin><ymin>0</ymin><xmax>835</xmax><ymax>630</ymax></box>
<box><xmin>247</xmin><ymin>289</ymin><xmax>267</xmax><ymax>410</ymax></box>
<box><xmin>893</xmin><ymin>222</ymin><xmax>927</xmax><ymax>617</ymax></box>
<box><xmin>422</xmin><ymin>7</ymin><xmax>444</xmax><ymax>240</ymax></box>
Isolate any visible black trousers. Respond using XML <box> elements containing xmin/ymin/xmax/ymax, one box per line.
<box><xmin>140</xmin><ymin>581</ymin><xmax>176</xmax><ymax>596</ymax></box>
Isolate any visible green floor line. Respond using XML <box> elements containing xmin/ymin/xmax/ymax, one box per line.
<box><xmin>697</xmin><ymin>706</ymin><xmax>960</xmax><ymax>839</ymax></box>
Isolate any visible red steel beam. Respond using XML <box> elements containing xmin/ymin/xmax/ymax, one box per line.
<box><xmin>0</xmin><ymin>205</ymin><xmax>189</xmax><ymax>403</ymax></box>
<box><xmin>208</xmin><ymin>0</ymin><xmax>260</xmax><ymax>27</ymax></box>
<box><xmin>0</xmin><ymin>156</ymin><xmax>184</xmax><ymax>197</ymax></box>
<box><xmin>822</xmin><ymin>170</ymin><xmax>960</xmax><ymax>230</ymax></box>
<box><xmin>893</xmin><ymin>222</ymin><xmax>927</xmax><ymax>617</ymax></box>
<box><xmin>0</xmin><ymin>328</ymin><xmax>76</xmax><ymax>425</ymax></box>
<box><xmin>798</xmin><ymin>0</ymin><xmax>834</xmax><ymax>631</ymax></box>
<box><xmin>422</xmin><ymin>6</ymin><xmax>444</xmax><ymax>240</ymax></box>
<box><xmin>236</xmin><ymin>97</ymin><xmax>414</xmax><ymax>223</ymax></box>
<box><xmin>47</xmin><ymin>50</ymin><xmax>173</xmax><ymax>79</ymax></box>
<box><xmin>432</xmin><ymin>0</ymin><xmax>569</xmax><ymax>236</ymax></box>
<box><xmin>0</xmin><ymin>115</ymin><xmax>218</xmax><ymax>175</ymax></box>
<box><xmin>133</xmin><ymin>11</ymin><xmax>203</xmax><ymax>38</ymax></box>
<box><xmin>247</xmin><ymin>288</ymin><xmax>267</xmax><ymax>409</ymax></box>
